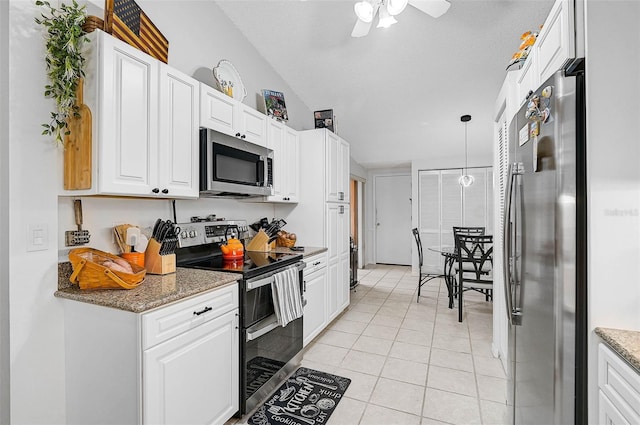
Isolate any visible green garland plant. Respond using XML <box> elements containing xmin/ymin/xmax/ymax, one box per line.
<box><xmin>34</xmin><ymin>0</ymin><xmax>89</xmax><ymax>146</ymax></box>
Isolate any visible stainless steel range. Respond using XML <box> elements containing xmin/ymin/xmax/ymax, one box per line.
<box><xmin>175</xmin><ymin>218</ymin><xmax>305</xmax><ymax>415</ymax></box>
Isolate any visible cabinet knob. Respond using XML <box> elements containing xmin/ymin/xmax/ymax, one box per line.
<box><xmin>152</xmin><ymin>188</ymin><xmax>160</xmax><ymax>194</ymax></box>
<box><xmin>235</xmin><ymin>132</ymin><xmax>241</xmax><ymax>137</ymax></box>
<box><xmin>240</xmin><ymin>134</ymin><xmax>246</xmax><ymax>139</ymax></box>
<box><xmin>162</xmin><ymin>189</ymin><xmax>169</xmax><ymax>194</ymax></box>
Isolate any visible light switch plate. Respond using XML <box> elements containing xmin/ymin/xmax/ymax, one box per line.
<box><xmin>27</xmin><ymin>223</ymin><xmax>48</xmax><ymax>252</ymax></box>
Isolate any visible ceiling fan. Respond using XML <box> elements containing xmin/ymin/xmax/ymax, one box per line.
<box><xmin>351</xmin><ymin>0</ymin><xmax>451</xmax><ymax>37</ymax></box>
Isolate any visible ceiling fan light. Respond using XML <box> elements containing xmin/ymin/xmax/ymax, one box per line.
<box><xmin>354</xmin><ymin>1</ymin><xmax>374</xmax><ymax>23</ymax></box>
<box><xmin>377</xmin><ymin>6</ymin><xmax>397</xmax><ymax>28</ymax></box>
<box><xmin>386</xmin><ymin>0</ymin><xmax>408</xmax><ymax>16</ymax></box>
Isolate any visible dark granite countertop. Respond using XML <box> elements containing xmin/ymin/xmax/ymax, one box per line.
<box><xmin>595</xmin><ymin>327</ymin><xmax>640</xmax><ymax>372</ymax></box>
<box><xmin>271</xmin><ymin>246</ymin><xmax>327</xmax><ymax>258</ymax></box>
<box><xmin>56</xmin><ymin>264</ymin><xmax>239</xmax><ymax>313</ymax></box>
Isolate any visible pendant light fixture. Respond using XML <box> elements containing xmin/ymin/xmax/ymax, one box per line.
<box><xmin>459</xmin><ymin>114</ymin><xmax>474</xmax><ymax>187</ymax></box>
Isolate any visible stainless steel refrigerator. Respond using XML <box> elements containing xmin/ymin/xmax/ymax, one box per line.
<box><xmin>503</xmin><ymin>58</ymin><xmax>587</xmax><ymax>425</ymax></box>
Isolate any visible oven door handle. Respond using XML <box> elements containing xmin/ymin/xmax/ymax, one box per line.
<box><xmin>245</xmin><ymin>261</ymin><xmax>306</xmax><ymax>291</ymax></box>
<box><xmin>246</xmin><ymin>314</ymin><xmax>280</xmax><ymax>342</ymax></box>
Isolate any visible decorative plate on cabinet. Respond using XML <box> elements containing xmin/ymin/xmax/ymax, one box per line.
<box><xmin>212</xmin><ymin>60</ymin><xmax>247</xmax><ymax>102</ymax></box>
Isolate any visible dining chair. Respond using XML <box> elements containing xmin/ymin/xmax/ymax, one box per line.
<box><xmin>450</xmin><ymin>226</ymin><xmax>487</xmax><ymax>300</ymax></box>
<box><xmin>454</xmin><ymin>234</ymin><xmax>493</xmax><ymax>322</ymax></box>
<box><xmin>412</xmin><ymin>228</ymin><xmax>441</xmax><ymax>303</ymax></box>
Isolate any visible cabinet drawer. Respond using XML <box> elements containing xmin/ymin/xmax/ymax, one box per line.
<box><xmin>599</xmin><ymin>343</ymin><xmax>640</xmax><ymax>423</ymax></box>
<box><xmin>142</xmin><ymin>284</ymin><xmax>239</xmax><ymax>350</ymax></box>
<box><xmin>305</xmin><ymin>253</ymin><xmax>327</xmax><ymax>275</ymax></box>
<box><xmin>600</xmin><ymin>390</ymin><xmax>632</xmax><ymax>425</ymax></box>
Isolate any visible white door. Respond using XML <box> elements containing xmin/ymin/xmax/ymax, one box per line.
<box><xmin>303</xmin><ymin>268</ymin><xmax>327</xmax><ymax>346</ymax></box>
<box><xmin>375</xmin><ymin>175</ymin><xmax>412</xmax><ymax>265</ymax></box>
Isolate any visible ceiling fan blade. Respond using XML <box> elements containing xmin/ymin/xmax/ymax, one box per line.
<box><xmin>408</xmin><ymin>0</ymin><xmax>451</xmax><ymax>18</ymax></box>
<box><xmin>351</xmin><ymin>18</ymin><xmax>373</xmax><ymax>37</ymax></box>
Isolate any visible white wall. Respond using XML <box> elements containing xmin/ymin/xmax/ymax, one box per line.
<box><xmin>7</xmin><ymin>0</ymin><xmax>314</xmax><ymax>422</ymax></box>
<box><xmin>585</xmin><ymin>1</ymin><xmax>640</xmax><ymax>422</ymax></box>
<box><xmin>0</xmin><ymin>0</ymin><xmax>10</xmax><ymax>421</ymax></box>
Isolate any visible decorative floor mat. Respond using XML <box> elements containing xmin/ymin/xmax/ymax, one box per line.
<box><xmin>248</xmin><ymin>367</ymin><xmax>351</xmax><ymax>425</ymax></box>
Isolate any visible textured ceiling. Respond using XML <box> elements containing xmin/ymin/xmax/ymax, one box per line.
<box><xmin>216</xmin><ymin>0</ymin><xmax>553</xmax><ymax>169</ymax></box>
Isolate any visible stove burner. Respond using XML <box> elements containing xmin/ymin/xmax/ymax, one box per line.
<box><xmin>190</xmin><ymin>214</ymin><xmax>225</xmax><ymax>222</ymax></box>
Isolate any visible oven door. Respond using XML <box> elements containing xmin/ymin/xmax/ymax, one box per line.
<box><xmin>241</xmin><ymin>265</ymin><xmax>304</xmax><ymax>414</ymax></box>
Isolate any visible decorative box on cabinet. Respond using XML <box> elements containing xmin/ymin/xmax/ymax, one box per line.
<box><xmin>200</xmin><ymin>83</ymin><xmax>267</xmax><ymax>147</ymax></box>
<box><xmin>302</xmin><ymin>252</ymin><xmax>328</xmax><ymax>346</ymax></box>
<box><xmin>61</xmin><ymin>30</ymin><xmax>200</xmax><ymax>199</ymax></box>
<box><xmin>63</xmin><ymin>285</ymin><xmax>240</xmax><ymax>425</ymax></box>
<box><xmin>598</xmin><ymin>343</ymin><xmax>640</xmax><ymax>424</ymax></box>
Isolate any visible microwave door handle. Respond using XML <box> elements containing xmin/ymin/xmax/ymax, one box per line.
<box><xmin>257</xmin><ymin>158</ymin><xmax>265</xmax><ymax>186</ymax></box>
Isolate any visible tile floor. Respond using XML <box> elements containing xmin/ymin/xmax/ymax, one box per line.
<box><xmin>234</xmin><ymin>264</ymin><xmax>509</xmax><ymax>425</ymax></box>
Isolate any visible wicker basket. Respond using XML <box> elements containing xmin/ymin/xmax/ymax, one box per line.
<box><xmin>276</xmin><ymin>236</ymin><xmax>296</xmax><ymax>248</ymax></box>
<box><xmin>69</xmin><ymin>248</ymin><xmax>146</xmax><ymax>290</ymax></box>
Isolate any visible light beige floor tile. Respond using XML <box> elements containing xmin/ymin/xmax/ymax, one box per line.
<box><xmin>396</xmin><ymin>328</ymin><xmax>433</xmax><ymax>347</ymax></box>
<box><xmin>359</xmin><ymin>297</ymin><xmax>387</xmax><ymax>307</ymax></box>
<box><xmin>405</xmin><ymin>309</ymin><xmax>437</xmax><ymax>322</ymax></box>
<box><xmin>370</xmin><ymin>314</ymin><xmax>404</xmax><ymax>328</ymax></box>
<box><xmin>300</xmin><ymin>359</ymin><xmax>337</xmax><ymax>374</ymax></box>
<box><xmin>423</xmin><ymin>388</ymin><xmax>481</xmax><ymax>425</ymax></box>
<box><xmin>361</xmin><ymin>403</ymin><xmax>422</xmax><ymax>425</ymax></box>
<box><xmin>421</xmin><ymin>417</ymin><xmax>450</xmax><ymax>425</ymax></box>
<box><xmin>389</xmin><ymin>341</ymin><xmax>431</xmax><ymax>364</ymax></box>
<box><xmin>402</xmin><ymin>317</ymin><xmax>435</xmax><ymax>332</ymax></box>
<box><xmin>383</xmin><ymin>299</ymin><xmax>412</xmax><ymax>310</ymax></box>
<box><xmin>381</xmin><ymin>357</ymin><xmax>428</xmax><ymax>386</ymax></box>
<box><xmin>330</xmin><ymin>319</ymin><xmax>368</xmax><ymax>335</ymax></box>
<box><xmin>342</xmin><ymin>310</ymin><xmax>375</xmax><ymax>324</ymax></box>
<box><xmin>325</xmin><ymin>396</ymin><xmax>367</xmax><ymax>425</ymax></box>
<box><xmin>350</xmin><ymin>302</ymin><xmax>381</xmax><ymax>314</ymax></box>
<box><xmin>433</xmin><ymin>322</ymin><xmax>470</xmax><ymax>339</ymax></box>
<box><xmin>341</xmin><ymin>350</ymin><xmax>387</xmax><ymax>376</ymax></box>
<box><xmin>303</xmin><ymin>343</ymin><xmax>349</xmax><ymax>367</ymax></box>
<box><xmin>334</xmin><ymin>367</ymin><xmax>380</xmax><ymax>402</ymax></box>
<box><xmin>480</xmin><ymin>399</ymin><xmax>510</xmax><ymax>425</ymax></box>
<box><xmin>370</xmin><ymin>377</ymin><xmax>425</xmax><ymax>416</ymax></box>
<box><xmin>470</xmin><ymin>337</ymin><xmax>495</xmax><ymax>357</ymax></box>
<box><xmin>429</xmin><ymin>348</ymin><xmax>474</xmax><ymax>373</ymax></box>
<box><xmin>473</xmin><ymin>355</ymin><xmax>506</xmax><ymax>379</ymax></box>
<box><xmin>477</xmin><ymin>375</ymin><xmax>507</xmax><ymax>403</ymax></box>
<box><xmin>362</xmin><ymin>323</ymin><xmax>400</xmax><ymax>341</ymax></box>
<box><xmin>377</xmin><ymin>305</ymin><xmax>409</xmax><ymax>318</ymax></box>
<box><xmin>427</xmin><ymin>365</ymin><xmax>477</xmax><ymax>397</ymax></box>
<box><xmin>376</xmin><ymin>280</ymin><xmax>399</xmax><ymax>288</ymax></box>
<box><xmin>431</xmin><ymin>334</ymin><xmax>471</xmax><ymax>353</ymax></box>
<box><xmin>352</xmin><ymin>335</ymin><xmax>394</xmax><ymax>356</ymax></box>
<box><xmin>317</xmin><ymin>330</ymin><xmax>360</xmax><ymax>349</ymax></box>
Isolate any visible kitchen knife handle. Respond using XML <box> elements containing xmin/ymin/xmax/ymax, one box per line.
<box><xmin>73</xmin><ymin>199</ymin><xmax>83</xmax><ymax>230</ymax></box>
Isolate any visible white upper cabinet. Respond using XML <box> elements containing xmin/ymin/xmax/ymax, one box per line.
<box><xmin>199</xmin><ymin>83</ymin><xmax>267</xmax><ymax>147</ymax></box>
<box><xmin>535</xmin><ymin>0</ymin><xmax>574</xmax><ymax>84</ymax></box>
<box><xmin>326</xmin><ymin>132</ymin><xmax>350</xmax><ymax>203</ymax></box>
<box><xmin>158</xmin><ymin>64</ymin><xmax>200</xmax><ymax>198</ymax></box>
<box><xmin>262</xmin><ymin>118</ymin><xmax>299</xmax><ymax>203</ymax></box>
<box><xmin>63</xmin><ymin>30</ymin><xmax>200</xmax><ymax>198</ymax></box>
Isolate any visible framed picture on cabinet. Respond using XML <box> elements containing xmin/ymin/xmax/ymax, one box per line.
<box><xmin>314</xmin><ymin>109</ymin><xmax>334</xmax><ymax>132</ymax></box>
<box><xmin>262</xmin><ymin>89</ymin><xmax>288</xmax><ymax>121</ymax></box>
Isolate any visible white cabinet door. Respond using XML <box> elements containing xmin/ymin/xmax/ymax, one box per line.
<box><xmin>99</xmin><ymin>34</ymin><xmax>159</xmax><ymax>196</ymax></box>
<box><xmin>599</xmin><ymin>391</ymin><xmax>631</xmax><ymax>425</ymax></box>
<box><xmin>143</xmin><ymin>309</ymin><xmax>239</xmax><ymax>425</ymax></box>
<box><xmin>303</xmin><ymin>267</ymin><xmax>327</xmax><ymax>346</ymax></box>
<box><xmin>237</xmin><ymin>103</ymin><xmax>267</xmax><ymax>147</ymax></box>
<box><xmin>326</xmin><ymin>203</ymin><xmax>349</xmax><ymax>320</ymax></box>
<box><xmin>338</xmin><ymin>253</ymin><xmax>350</xmax><ymax>312</ymax></box>
<box><xmin>266</xmin><ymin>119</ymin><xmax>286</xmax><ymax>200</ymax></box>
<box><xmin>200</xmin><ymin>83</ymin><xmax>236</xmax><ymax>136</ymax></box>
<box><xmin>326</xmin><ymin>131</ymin><xmax>341</xmax><ymax>202</ymax></box>
<box><xmin>158</xmin><ymin>65</ymin><xmax>200</xmax><ymax>198</ymax></box>
<box><xmin>515</xmin><ymin>52</ymin><xmax>537</xmax><ymax>108</ymax></box>
<box><xmin>283</xmin><ymin>127</ymin><xmax>300</xmax><ymax>202</ymax></box>
<box><xmin>338</xmin><ymin>139</ymin><xmax>350</xmax><ymax>201</ymax></box>
<box><xmin>535</xmin><ymin>0</ymin><xmax>574</xmax><ymax>84</ymax></box>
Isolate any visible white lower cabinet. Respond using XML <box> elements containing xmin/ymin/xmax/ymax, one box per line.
<box><xmin>302</xmin><ymin>252</ymin><xmax>328</xmax><ymax>346</ymax></box>
<box><xmin>598</xmin><ymin>343</ymin><xmax>640</xmax><ymax>424</ymax></box>
<box><xmin>63</xmin><ymin>284</ymin><xmax>239</xmax><ymax>425</ymax></box>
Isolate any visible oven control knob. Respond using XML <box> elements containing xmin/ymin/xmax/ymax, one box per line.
<box><xmin>189</xmin><ymin>230</ymin><xmax>197</xmax><ymax>238</ymax></box>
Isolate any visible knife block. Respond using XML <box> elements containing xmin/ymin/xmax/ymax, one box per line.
<box><xmin>245</xmin><ymin>229</ymin><xmax>272</xmax><ymax>252</ymax></box>
<box><xmin>144</xmin><ymin>238</ymin><xmax>176</xmax><ymax>275</ymax></box>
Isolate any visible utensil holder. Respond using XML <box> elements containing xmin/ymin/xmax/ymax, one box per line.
<box><xmin>245</xmin><ymin>229</ymin><xmax>272</xmax><ymax>252</ymax></box>
<box><xmin>144</xmin><ymin>238</ymin><xmax>176</xmax><ymax>275</ymax></box>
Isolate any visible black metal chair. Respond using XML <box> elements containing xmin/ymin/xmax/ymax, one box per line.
<box><xmin>454</xmin><ymin>234</ymin><xmax>493</xmax><ymax>322</ymax></box>
<box><xmin>412</xmin><ymin>228</ymin><xmax>441</xmax><ymax>303</ymax></box>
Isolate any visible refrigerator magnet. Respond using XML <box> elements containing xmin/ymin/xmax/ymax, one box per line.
<box><xmin>530</xmin><ymin>120</ymin><xmax>540</xmax><ymax>138</ymax></box>
<box><xmin>519</xmin><ymin>123</ymin><xmax>530</xmax><ymax>146</ymax></box>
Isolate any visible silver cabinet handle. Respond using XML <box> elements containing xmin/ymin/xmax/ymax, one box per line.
<box><xmin>339</xmin><ymin>205</ymin><xmax>345</xmax><ymax>214</ymax></box>
<box><xmin>338</xmin><ymin>191</ymin><xmax>344</xmax><ymax>201</ymax></box>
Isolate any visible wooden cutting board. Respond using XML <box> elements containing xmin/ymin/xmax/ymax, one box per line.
<box><xmin>64</xmin><ymin>78</ymin><xmax>92</xmax><ymax>190</ymax></box>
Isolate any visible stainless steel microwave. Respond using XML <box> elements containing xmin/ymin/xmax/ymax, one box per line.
<box><xmin>199</xmin><ymin>129</ymin><xmax>274</xmax><ymax>198</ymax></box>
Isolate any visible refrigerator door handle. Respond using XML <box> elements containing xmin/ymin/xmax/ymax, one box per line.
<box><xmin>503</xmin><ymin>162</ymin><xmax>524</xmax><ymax>326</ymax></box>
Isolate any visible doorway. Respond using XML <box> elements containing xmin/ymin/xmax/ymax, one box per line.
<box><xmin>374</xmin><ymin>174</ymin><xmax>411</xmax><ymax>265</ymax></box>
